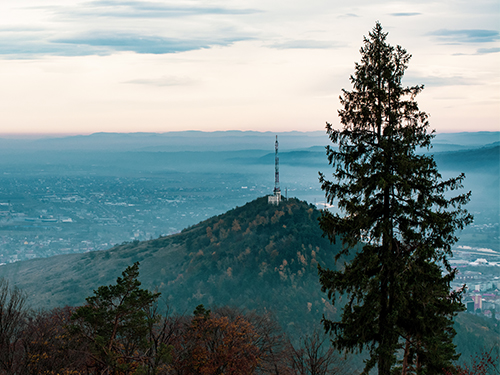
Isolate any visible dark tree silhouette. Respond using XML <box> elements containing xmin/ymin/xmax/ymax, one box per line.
<box><xmin>0</xmin><ymin>278</ymin><xmax>28</xmax><ymax>374</ymax></box>
<box><xmin>318</xmin><ymin>22</ymin><xmax>472</xmax><ymax>375</ymax></box>
<box><xmin>289</xmin><ymin>330</ymin><xmax>348</xmax><ymax>375</ymax></box>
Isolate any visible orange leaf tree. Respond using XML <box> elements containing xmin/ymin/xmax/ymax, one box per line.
<box><xmin>173</xmin><ymin>305</ymin><xmax>261</xmax><ymax>374</ymax></box>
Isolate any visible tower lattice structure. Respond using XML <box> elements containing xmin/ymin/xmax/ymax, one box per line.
<box><xmin>274</xmin><ymin>135</ymin><xmax>281</xmax><ymax>195</ymax></box>
<box><xmin>268</xmin><ymin>135</ymin><xmax>282</xmax><ymax>205</ymax></box>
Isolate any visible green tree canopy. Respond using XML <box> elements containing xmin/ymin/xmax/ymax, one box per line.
<box><xmin>318</xmin><ymin>22</ymin><xmax>472</xmax><ymax>375</ymax></box>
<box><xmin>70</xmin><ymin>262</ymin><xmax>160</xmax><ymax>374</ymax></box>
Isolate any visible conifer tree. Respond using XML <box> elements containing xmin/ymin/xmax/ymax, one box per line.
<box><xmin>70</xmin><ymin>262</ymin><xmax>160</xmax><ymax>374</ymax></box>
<box><xmin>318</xmin><ymin>22</ymin><xmax>472</xmax><ymax>375</ymax></box>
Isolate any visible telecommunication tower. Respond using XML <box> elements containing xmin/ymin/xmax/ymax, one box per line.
<box><xmin>268</xmin><ymin>135</ymin><xmax>282</xmax><ymax>205</ymax></box>
<box><xmin>274</xmin><ymin>135</ymin><xmax>281</xmax><ymax>195</ymax></box>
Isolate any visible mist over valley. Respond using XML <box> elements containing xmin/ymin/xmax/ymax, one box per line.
<box><xmin>0</xmin><ymin>131</ymin><xmax>497</xmax><ymax>265</ymax></box>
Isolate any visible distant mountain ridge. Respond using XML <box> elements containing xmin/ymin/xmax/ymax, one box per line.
<box><xmin>251</xmin><ymin>143</ymin><xmax>500</xmax><ymax>171</ymax></box>
<box><xmin>0</xmin><ymin>131</ymin><xmax>330</xmax><ymax>153</ymax></box>
<box><xmin>0</xmin><ymin>130</ymin><xmax>498</xmax><ymax>153</ymax></box>
<box><xmin>433</xmin><ymin>144</ymin><xmax>500</xmax><ymax>172</ymax></box>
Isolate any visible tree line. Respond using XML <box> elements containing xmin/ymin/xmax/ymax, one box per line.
<box><xmin>1</xmin><ymin>263</ymin><xmax>496</xmax><ymax>375</ymax></box>
<box><xmin>0</xmin><ymin>264</ymin><xmax>350</xmax><ymax>375</ymax></box>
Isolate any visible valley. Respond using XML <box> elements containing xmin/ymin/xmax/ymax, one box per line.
<box><xmin>0</xmin><ymin>131</ymin><xmax>498</xmax><ymax>266</ymax></box>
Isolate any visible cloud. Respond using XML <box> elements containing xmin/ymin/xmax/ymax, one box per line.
<box><xmin>0</xmin><ymin>31</ymin><xmax>100</xmax><ymax>57</ymax></box>
<box><xmin>476</xmin><ymin>47</ymin><xmax>500</xmax><ymax>54</ymax></box>
<box><xmin>124</xmin><ymin>75</ymin><xmax>196</xmax><ymax>86</ymax></box>
<box><xmin>53</xmin><ymin>32</ymin><xmax>247</xmax><ymax>54</ymax></box>
<box><xmin>428</xmin><ymin>29</ymin><xmax>500</xmax><ymax>44</ymax></box>
<box><xmin>57</xmin><ymin>0</ymin><xmax>260</xmax><ymax>19</ymax></box>
<box><xmin>404</xmin><ymin>74</ymin><xmax>474</xmax><ymax>87</ymax></box>
<box><xmin>339</xmin><ymin>13</ymin><xmax>359</xmax><ymax>18</ymax></box>
<box><xmin>0</xmin><ymin>1</ymin><xmax>259</xmax><ymax>58</ymax></box>
<box><xmin>390</xmin><ymin>12</ymin><xmax>421</xmax><ymax>17</ymax></box>
<box><xmin>0</xmin><ymin>26</ymin><xmax>45</xmax><ymax>32</ymax></box>
<box><xmin>0</xmin><ymin>29</ymin><xmax>249</xmax><ymax>57</ymax></box>
<box><xmin>268</xmin><ymin>40</ymin><xmax>344</xmax><ymax>50</ymax></box>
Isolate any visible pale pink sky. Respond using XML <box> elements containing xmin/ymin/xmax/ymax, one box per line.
<box><xmin>0</xmin><ymin>0</ymin><xmax>499</xmax><ymax>136</ymax></box>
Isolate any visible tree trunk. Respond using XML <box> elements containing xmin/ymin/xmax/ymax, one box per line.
<box><xmin>402</xmin><ymin>337</ymin><xmax>410</xmax><ymax>375</ymax></box>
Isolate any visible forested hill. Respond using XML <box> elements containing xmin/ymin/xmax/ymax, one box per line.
<box><xmin>0</xmin><ymin>197</ymin><xmax>348</xmax><ymax>335</ymax></box>
<box><xmin>1</xmin><ymin>196</ymin><xmax>498</xmax><ymax>359</ymax></box>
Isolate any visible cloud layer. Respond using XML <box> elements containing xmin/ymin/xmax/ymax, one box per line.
<box><xmin>53</xmin><ymin>33</ymin><xmax>248</xmax><ymax>55</ymax></box>
<box><xmin>429</xmin><ymin>29</ymin><xmax>500</xmax><ymax>44</ymax></box>
<box><xmin>0</xmin><ymin>1</ymin><xmax>258</xmax><ymax>57</ymax></box>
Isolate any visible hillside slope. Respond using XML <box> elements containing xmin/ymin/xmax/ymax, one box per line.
<box><xmin>0</xmin><ymin>197</ymin><xmax>348</xmax><ymax>335</ymax></box>
<box><xmin>1</xmin><ymin>196</ymin><xmax>498</xmax><ymax>363</ymax></box>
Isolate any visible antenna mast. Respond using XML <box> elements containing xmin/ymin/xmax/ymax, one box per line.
<box><xmin>274</xmin><ymin>135</ymin><xmax>281</xmax><ymax>195</ymax></box>
<box><xmin>268</xmin><ymin>135</ymin><xmax>282</xmax><ymax>205</ymax></box>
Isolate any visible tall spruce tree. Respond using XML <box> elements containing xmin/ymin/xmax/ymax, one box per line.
<box><xmin>318</xmin><ymin>22</ymin><xmax>472</xmax><ymax>375</ymax></box>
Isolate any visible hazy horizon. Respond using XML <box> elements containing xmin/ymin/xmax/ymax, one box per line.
<box><xmin>1</xmin><ymin>129</ymin><xmax>499</xmax><ymax>141</ymax></box>
<box><xmin>0</xmin><ymin>132</ymin><xmax>497</xmax><ymax>266</ymax></box>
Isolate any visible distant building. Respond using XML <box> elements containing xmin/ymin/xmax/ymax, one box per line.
<box><xmin>465</xmin><ymin>300</ymin><xmax>475</xmax><ymax>313</ymax></box>
<box><xmin>472</xmin><ymin>294</ymin><xmax>482</xmax><ymax>310</ymax></box>
<box><xmin>268</xmin><ymin>192</ymin><xmax>281</xmax><ymax>205</ymax></box>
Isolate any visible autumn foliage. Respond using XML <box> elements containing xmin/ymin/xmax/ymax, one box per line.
<box><xmin>443</xmin><ymin>348</ymin><xmax>499</xmax><ymax>375</ymax></box>
<box><xmin>1</xmin><ymin>266</ymin><xmax>346</xmax><ymax>374</ymax></box>
<box><xmin>172</xmin><ymin>306</ymin><xmax>260</xmax><ymax>374</ymax></box>
<box><xmin>3</xmin><ymin>264</ymin><xmax>493</xmax><ymax>374</ymax></box>
<box><xmin>0</xmin><ymin>301</ymin><xmax>309</xmax><ymax>375</ymax></box>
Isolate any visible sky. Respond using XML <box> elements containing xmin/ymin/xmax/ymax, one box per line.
<box><xmin>0</xmin><ymin>0</ymin><xmax>499</xmax><ymax>136</ymax></box>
